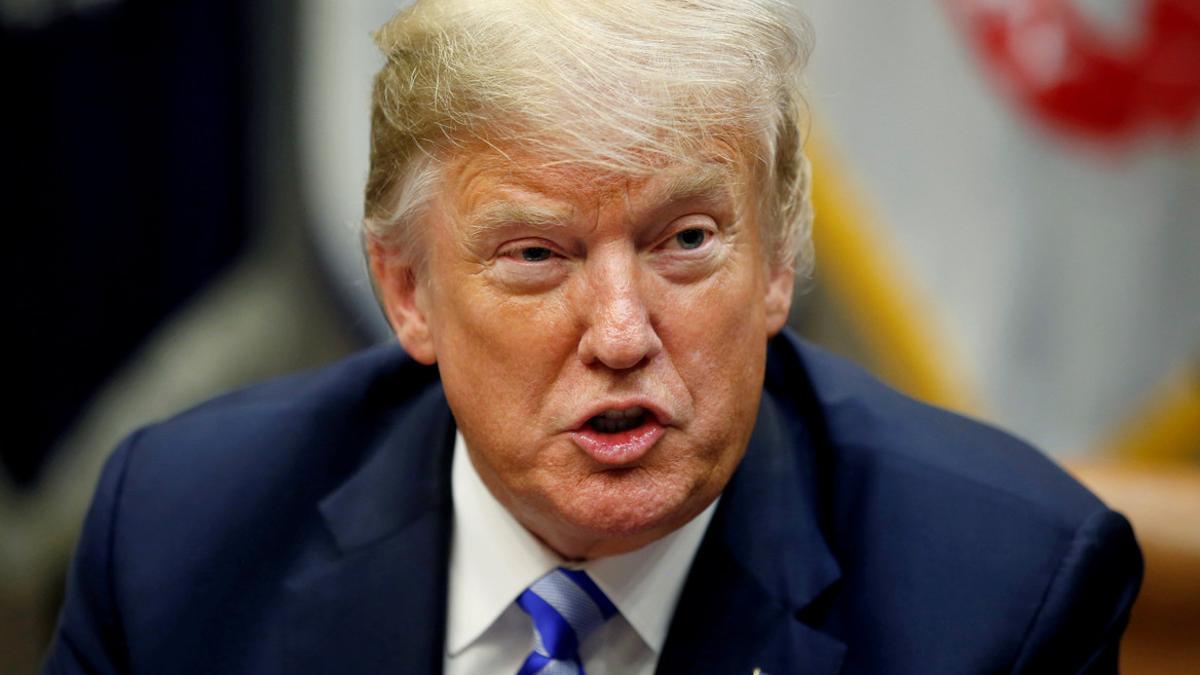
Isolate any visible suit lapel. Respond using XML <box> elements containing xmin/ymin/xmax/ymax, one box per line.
<box><xmin>654</xmin><ymin>530</ymin><xmax>844</xmax><ymax>675</ymax></box>
<box><xmin>282</xmin><ymin>382</ymin><xmax>456</xmax><ymax>675</ymax></box>
<box><xmin>279</xmin><ymin>332</ymin><xmax>841</xmax><ymax>674</ymax></box>
<box><xmin>658</xmin><ymin>341</ymin><xmax>846</xmax><ymax>674</ymax></box>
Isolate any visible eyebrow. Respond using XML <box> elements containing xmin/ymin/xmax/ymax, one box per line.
<box><xmin>464</xmin><ymin>201</ymin><xmax>574</xmax><ymax>242</ymax></box>
<box><xmin>461</xmin><ymin>164</ymin><xmax>738</xmax><ymax>243</ymax></box>
<box><xmin>649</xmin><ymin>165</ymin><xmax>738</xmax><ymax>206</ymax></box>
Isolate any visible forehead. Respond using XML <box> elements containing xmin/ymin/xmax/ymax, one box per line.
<box><xmin>439</xmin><ymin>143</ymin><xmax>753</xmax><ymax>221</ymax></box>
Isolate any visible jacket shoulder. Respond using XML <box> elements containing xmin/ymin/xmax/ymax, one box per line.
<box><xmin>129</xmin><ymin>343</ymin><xmax>437</xmax><ymax>487</ymax></box>
<box><xmin>49</xmin><ymin>345</ymin><xmax>447</xmax><ymax>673</ymax></box>
<box><xmin>780</xmin><ymin>334</ymin><xmax>1106</xmax><ymax>529</ymax></box>
<box><xmin>768</xmin><ymin>333</ymin><xmax>1141</xmax><ymax>672</ymax></box>
<box><xmin>103</xmin><ymin>344</ymin><xmax>447</xmax><ymax>557</ymax></box>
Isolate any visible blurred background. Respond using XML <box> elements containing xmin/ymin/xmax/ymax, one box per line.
<box><xmin>2</xmin><ymin>0</ymin><xmax>1197</xmax><ymax>672</ymax></box>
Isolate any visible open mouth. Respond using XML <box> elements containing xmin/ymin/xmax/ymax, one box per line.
<box><xmin>587</xmin><ymin>406</ymin><xmax>649</xmax><ymax>434</ymax></box>
<box><xmin>571</xmin><ymin>404</ymin><xmax>665</xmax><ymax>465</ymax></box>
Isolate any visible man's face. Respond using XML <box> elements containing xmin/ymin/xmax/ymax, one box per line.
<box><xmin>372</xmin><ymin>145</ymin><xmax>794</xmax><ymax>559</ymax></box>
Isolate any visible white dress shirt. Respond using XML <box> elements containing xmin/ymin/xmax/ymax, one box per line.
<box><xmin>445</xmin><ymin>432</ymin><xmax>718</xmax><ymax>675</ymax></box>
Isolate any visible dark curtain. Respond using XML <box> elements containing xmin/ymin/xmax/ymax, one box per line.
<box><xmin>3</xmin><ymin>0</ymin><xmax>252</xmax><ymax>488</ymax></box>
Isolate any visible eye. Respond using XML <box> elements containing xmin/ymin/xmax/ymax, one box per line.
<box><xmin>519</xmin><ymin>246</ymin><xmax>554</xmax><ymax>262</ymax></box>
<box><xmin>498</xmin><ymin>240</ymin><xmax>561</xmax><ymax>263</ymax></box>
<box><xmin>674</xmin><ymin>228</ymin><xmax>707</xmax><ymax>250</ymax></box>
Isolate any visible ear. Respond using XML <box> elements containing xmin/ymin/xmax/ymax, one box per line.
<box><xmin>764</xmin><ymin>264</ymin><xmax>795</xmax><ymax>336</ymax></box>
<box><xmin>366</xmin><ymin>238</ymin><xmax>438</xmax><ymax>365</ymax></box>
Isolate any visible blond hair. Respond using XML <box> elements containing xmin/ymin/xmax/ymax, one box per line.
<box><xmin>364</xmin><ymin>0</ymin><xmax>814</xmax><ymax>276</ymax></box>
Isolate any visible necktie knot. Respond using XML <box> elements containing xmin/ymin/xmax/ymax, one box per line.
<box><xmin>515</xmin><ymin>567</ymin><xmax>617</xmax><ymax>675</ymax></box>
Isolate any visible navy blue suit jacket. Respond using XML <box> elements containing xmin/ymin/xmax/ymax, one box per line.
<box><xmin>45</xmin><ymin>331</ymin><xmax>1142</xmax><ymax>674</ymax></box>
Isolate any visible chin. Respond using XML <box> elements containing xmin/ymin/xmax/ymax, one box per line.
<box><xmin>541</xmin><ymin>467</ymin><xmax>710</xmax><ymax>551</ymax></box>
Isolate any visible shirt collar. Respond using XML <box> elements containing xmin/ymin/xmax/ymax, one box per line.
<box><xmin>446</xmin><ymin>431</ymin><xmax>717</xmax><ymax>656</ymax></box>
<box><xmin>585</xmin><ymin>493</ymin><xmax>717</xmax><ymax>654</ymax></box>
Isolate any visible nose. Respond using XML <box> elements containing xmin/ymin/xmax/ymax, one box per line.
<box><xmin>576</xmin><ymin>256</ymin><xmax>663</xmax><ymax>370</ymax></box>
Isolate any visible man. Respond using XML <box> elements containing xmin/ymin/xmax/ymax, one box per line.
<box><xmin>45</xmin><ymin>1</ymin><xmax>1142</xmax><ymax>673</ymax></box>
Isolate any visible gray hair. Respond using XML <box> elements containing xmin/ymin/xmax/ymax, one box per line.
<box><xmin>364</xmin><ymin>0</ymin><xmax>814</xmax><ymax>277</ymax></box>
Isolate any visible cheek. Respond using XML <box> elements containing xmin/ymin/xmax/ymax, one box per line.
<box><xmin>432</xmin><ymin>276</ymin><xmax>580</xmax><ymax>422</ymax></box>
<box><xmin>655</xmin><ymin>262</ymin><xmax>769</xmax><ymax>441</ymax></box>
<box><xmin>659</xmin><ymin>260</ymin><xmax>767</xmax><ymax>372</ymax></box>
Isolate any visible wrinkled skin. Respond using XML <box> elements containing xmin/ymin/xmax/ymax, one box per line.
<box><xmin>370</xmin><ymin>146</ymin><xmax>794</xmax><ymax>560</ymax></box>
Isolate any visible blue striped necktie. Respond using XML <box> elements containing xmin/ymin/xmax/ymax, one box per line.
<box><xmin>515</xmin><ymin>567</ymin><xmax>618</xmax><ymax>675</ymax></box>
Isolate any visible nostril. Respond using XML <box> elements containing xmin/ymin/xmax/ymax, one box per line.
<box><xmin>576</xmin><ymin>286</ymin><xmax>663</xmax><ymax>368</ymax></box>
<box><xmin>586</xmin><ymin>327</ymin><xmax>660</xmax><ymax>370</ymax></box>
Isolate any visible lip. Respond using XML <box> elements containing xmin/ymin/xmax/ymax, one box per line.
<box><xmin>568</xmin><ymin>400</ymin><xmax>671</xmax><ymax>466</ymax></box>
<box><xmin>569</xmin><ymin>400</ymin><xmax>673</xmax><ymax>432</ymax></box>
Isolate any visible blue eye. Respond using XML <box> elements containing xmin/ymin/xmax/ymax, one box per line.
<box><xmin>520</xmin><ymin>247</ymin><xmax>554</xmax><ymax>262</ymax></box>
<box><xmin>675</xmin><ymin>228</ymin><xmax>707</xmax><ymax>250</ymax></box>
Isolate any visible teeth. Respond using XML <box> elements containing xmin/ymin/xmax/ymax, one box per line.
<box><xmin>600</xmin><ymin>406</ymin><xmax>645</xmax><ymax>420</ymax></box>
<box><xmin>589</xmin><ymin>408</ymin><xmax>648</xmax><ymax>434</ymax></box>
